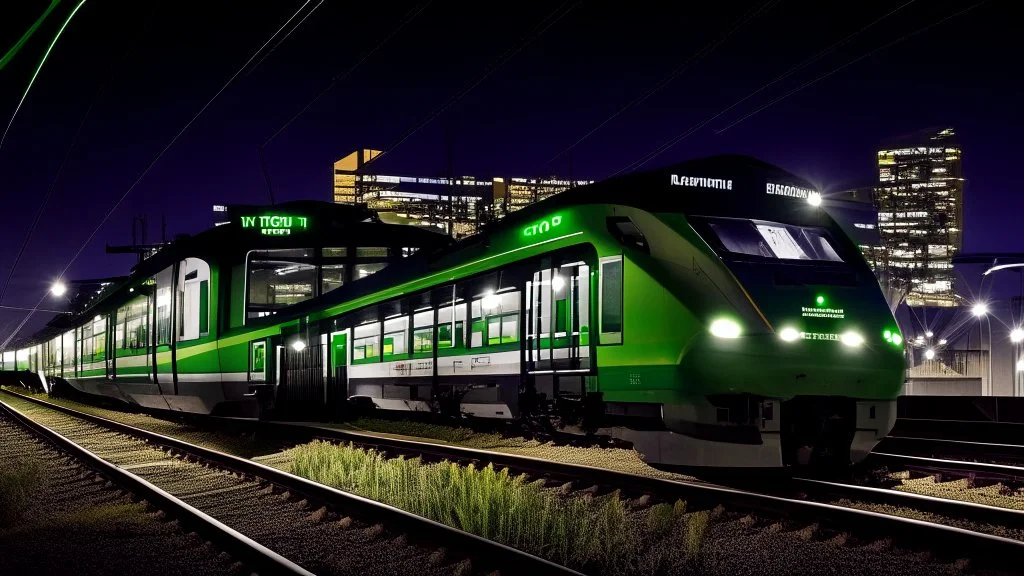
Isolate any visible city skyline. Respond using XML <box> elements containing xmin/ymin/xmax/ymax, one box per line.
<box><xmin>1</xmin><ymin>1</ymin><xmax>1018</xmax><ymax>343</ymax></box>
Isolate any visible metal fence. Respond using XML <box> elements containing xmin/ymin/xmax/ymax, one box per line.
<box><xmin>908</xmin><ymin>349</ymin><xmax>986</xmax><ymax>378</ymax></box>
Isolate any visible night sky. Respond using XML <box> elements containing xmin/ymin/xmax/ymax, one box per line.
<box><xmin>1</xmin><ymin>0</ymin><xmax>1020</xmax><ymax>343</ymax></box>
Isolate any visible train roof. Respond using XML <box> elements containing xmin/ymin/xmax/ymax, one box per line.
<box><xmin>497</xmin><ymin>154</ymin><xmax>826</xmax><ymax>230</ymax></box>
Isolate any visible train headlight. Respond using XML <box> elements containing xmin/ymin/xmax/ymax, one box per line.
<box><xmin>807</xmin><ymin>191</ymin><xmax>822</xmax><ymax>207</ymax></box>
<box><xmin>840</xmin><ymin>331</ymin><xmax>864</xmax><ymax>347</ymax></box>
<box><xmin>778</xmin><ymin>327</ymin><xmax>800</xmax><ymax>342</ymax></box>
<box><xmin>890</xmin><ymin>334</ymin><xmax>903</xmax><ymax>346</ymax></box>
<box><xmin>709</xmin><ymin>318</ymin><xmax>741</xmax><ymax>339</ymax></box>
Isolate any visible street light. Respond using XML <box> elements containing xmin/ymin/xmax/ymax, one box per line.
<box><xmin>1011</xmin><ymin>328</ymin><xmax>1024</xmax><ymax>343</ymax></box>
<box><xmin>925</xmin><ymin>330</ymin><xmax>934</xmax><ymax>338</ymax></box>
<box><xmin>50</xmin><ymin>281</ymin><xmax>67</xmax><ymax>297</ymax></box>
<box><xmin>971</xmin><ymin>302</ymin><xmax>993</xmax><ymax>394</ymax></box>
<box><xmin>925</xmin><ymin>349</ymin><xmax>936</xmax><ymax>360</ymax></box>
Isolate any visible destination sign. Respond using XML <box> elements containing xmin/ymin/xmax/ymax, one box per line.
<box><xmin>670</xmin><ymin>174</ymin><xmax>732</xmax><ymax>190</ymax></box>
<box><xmin>240</xmin><ymin>214</ymin><xmax>309</xmax><ymax>236</ymax></box>
<box><xmin>765</xmin><ymin>182</ymin><xmax>816</xmax><ymax>199</ymax></box>
<box><xmin>801</xmin><ymin>306</ymin><xmax>845</xmax><ymax>319</ymax></box>
<box><xmin>522</xmin><ymin>214</ymin><xmax>563</xmax><ymax>238</ymax></box>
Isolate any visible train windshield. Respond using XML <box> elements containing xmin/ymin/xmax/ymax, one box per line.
<box><xmin>700</xmin><ymin>217</ymin><xmax>843</xmax><ymax>262</ymax></box>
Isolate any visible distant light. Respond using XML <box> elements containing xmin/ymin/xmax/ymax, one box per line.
<box><xmin>779</xmin><ymin>327</ymin><xmax>800</xmax><ymax>342</ymax></box>
<box><xmin>925</xmin><ymin>349</ymin><xmax>936</xmax><ymax>360</ymax></box>
<box><xmin>129</xmin><ymin>287</ymin><xmax>134</xmax><ymax>293</ymax></box>
<box><xmin>914</xmin><ymin>336</ymin><xmax>924</xmax><ymax>345</ymax></box>
<box><xmin>815</xmin><ymin>295</ymin><xmax>825</xmax><ymax>306</ymax></box>
<box><xmin>1011</xmin><ymin>328</ymin><xmax>1024</xmax><ymax>343</ymax></box>
<box><xmin>938</xmin><ymin>338</ymin><xmax>947</xmax><ymax>345</ymax></box>
<box><xmin>551</xmin><ymin>275</ymin><xmax>565</xmax><ymax>292</ymax></box>
<box><xmin>482</xmin><ymin>292</ymin><xmax>501</xmax><ymax>310</ymax></box>
<box><xmin>291</xmin><ymin>340</ymin><xmax>306</xmax><ymax>352</ymax></box>
<box><xmin>709</xmin><ymin>318</ymin><xmax>741</xmax><ymax>339</ymax></box>
<box><xmin>840</xmin><ymin>331</ymin><xmax>864</xmax><ymax>348</ymax></box>
<box><xmin>807</xmin><ymin>191</ymin><xmax>822</xmax><ymax>207</ymax></box>
<box><xmin>891</xmin><ymin>334</ymin><xmax>903</xmax><ymax>346</ymax></box>
<box><xmin>972</xmin><ymin>303</ymin><xmax>989</xmax><ymax>317</ymax></box>
<box><xmin>50</xmin><ymin>281</ymin><xmax>67</xmax><ymax>297</ymax></box>
<box><xmin>925</xmin><ymin>331</ymin><xmax>934</xmax><ymax>338</ymax></box>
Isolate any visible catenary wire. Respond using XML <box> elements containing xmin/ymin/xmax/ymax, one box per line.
<box><xmin>260</xmin><ymin>0</ymin><xmax>434</xmax><ymax>148</ymax></box>
<box><xmin>713</xmin><ymin>1</ymin><xmax>988</xmax><ymax>135</ymax></box>
<box><xmin>612</xmin><ymin>0</ymin><xmax>924</xmax><ymax>176</ymax></box>
<box><xmin>0</xmin><ymin>0</ymin><xmax>89</xmax><ymax>153</ymax></box>
<box><xmin>544</xmin><ymin>0</ymin><xmax>779</xmax><ymax>167</ymax></box>
<box><xmin>376</xmin><ymin>0</ymin><xmax>581</xmax><ymax>163</ymax></box>
<box><xmin>0</xmin><ymin>0</ymin><xmax>318</xmax><ymax>350</ymax></box>
<box><xmin>0</xmin><ymin>1</ymin><xmax>163</xmax><ymax>309</ymax></box>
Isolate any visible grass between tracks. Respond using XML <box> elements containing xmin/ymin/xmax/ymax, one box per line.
<box><xmin>0</xmin><ymin>461</ymin><xmax>41</xmax><ymax>527</ymax></box>
<box><xmin>291</xmin><ymin>440</ymin><xmax>710</xmax><ymax>574</ymax></box>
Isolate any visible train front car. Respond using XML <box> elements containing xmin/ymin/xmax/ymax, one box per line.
<box><xmin>586</xmin><ymin>155</ymin><xmax>904</xmax><ymax>468</ymax></box>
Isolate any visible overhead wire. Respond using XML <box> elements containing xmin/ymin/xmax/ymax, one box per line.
<box><xmin>260</xmin><ymin>0</ymin><xmax>434</xmax><ymax>148</ymax></box>
<box><xmin>713</xmin><ymin>1</ymin><xmax>988</xmax><ymax>135</ymax></box>
<box><xmin>0</xmin><ymin>0</ymin><xmax>89</xmax><ymax>153</ymax></box>
<box><xmin>245</xmin><ymin>0</ymin><xmax>325</xmax><ymax>76</ymax></box>
<box><xmin>0</xmin><ymin>0</ymin><xmax>162</xmax><ymax>309</ymax></box>
<box><xmin>376</xmin><ymin>0</ymin><xmax>581</xmax><ymax>163</ymax></box>
<box><xmin>0</xmin><ymin>0</ymin><xmax>319</xmax><ymax>350</ymax></box>
<box><xmin>611</xmin><ymin>0</ymin><xmax>924</xmax><ymax>176</ymax></box>
<box><xmin>544</xmin><ymin>0</ymin><xmax>779</xmax><ymax>167</ymax></box>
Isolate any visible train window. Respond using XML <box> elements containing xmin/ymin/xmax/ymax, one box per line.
<box><xmin>413</xmin><ymin>309</ymin><xmax>433</xmax><ymax>354</ymax></box>
<box><xmin>247</xmin><ymin>249</ymin><xmax>317</xmax><ymax>319</ymax></box>
<box><xmin>607</xmin><ymin>217</ymin><xmax>649</xmax><ymax>253</ymax></box>
<box><xmin>177</xmin><ymin>258</ymin><xmax>211</xmax><ymax>342</ymax></box>
<box><xmin>599</xmin><ymin>256</ymin><xmax>623</xmax><ymax>344</ymax></box>
<box><xmin>356</xmin><ymin>247</ymin><xmax>389</xmax><ymax>258</ymax></box>
<box><xmin>703</xmin><ymin>218</ymin><xmax>844</xmax><ymax>262</ymax></box>
<box><xmin>155</xmin><ymin>267</ymin><xmax>173</xmax><ymax>345</ymax></box>
<box><xmin>352</xmin><ymin>322</ymin><xmax>380</xmax><ymax>363</ymax></box>
<box><xmin>354</xmin><ymin>262</ymin><xmax>388</xmax><ymax>280</ymax></box>
<box><xmin>383</xmin><ymin>315</ymin><xmax>408</xmax><ymax>358</ymax></box>
<box><xmin>322</xmin><ymin>264</ymin><xmax>345</xmax><ymax>295</ymax></box>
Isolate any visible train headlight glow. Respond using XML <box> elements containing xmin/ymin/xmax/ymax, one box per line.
<box><xmin>291</xmin><ymin>340</ymin><xmax>306</xmax><ymax>352</ymax></box>
<box><xmin>807</xmin><ymin>191</ymin><xmax>822</xmax><ymax>207</ymax></box>
<box><xmin>778</xmin><ymin>327</ymin><xmax>800</xmax><ymax>342</ymax></box>
<box><xmin>840</xmin><ymin>331</ymin><xmax>864</xmax><ymax>347</ymax></box>
<box><xmin>890</xmin><ymin>334</ymin><xmax>903</xmax><ymax>346</ymax></box>
<box><xmin>709</xmin><ymin>318</ymin><xmax>741</xmax><ymax>339</ymax></box>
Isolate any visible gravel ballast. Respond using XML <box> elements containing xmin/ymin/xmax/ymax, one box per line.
<box><xmin>1</xmin><ymin>393</ymin><xmax>461</xmax><ymax>576</ymax></box>
<box><xmin>0</xmin><ymin>415</ymin><xmax>240</xmax><ymax>576</ymax></box>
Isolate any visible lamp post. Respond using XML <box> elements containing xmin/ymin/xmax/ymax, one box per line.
<box><xmin>973</xmin><ymin>303</ymin><xmax>992</xmax><ymax>395</ymax></box>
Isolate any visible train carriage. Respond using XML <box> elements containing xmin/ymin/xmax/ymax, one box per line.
<box><xmin>4</xmin><ymin>155</ymin><xmax>905</xmax><ymax>468</ymax></box>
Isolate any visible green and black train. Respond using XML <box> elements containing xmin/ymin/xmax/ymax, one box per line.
<box><xmin>1</xmin><ymin>155</ymin><xmax>905</xmax><ymax>467</ymax></box>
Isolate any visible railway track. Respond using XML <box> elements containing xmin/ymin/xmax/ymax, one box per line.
<box><xmin>0</xmin><ymin>390</ymin><xmax>577</xmax><ymax>576</ymax></box>
<box><xmin>9</xmin><ymin>390</ymin><xmax>1024</xmax><ymax>572</ymax></box>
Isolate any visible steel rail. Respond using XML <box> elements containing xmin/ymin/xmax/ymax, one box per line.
<box><xmin>870</xmin><ymin>451</ymin><xmax>1024</xmax><ymax>480</ymax></box>
<box><xmin>0</xmin><ymin>390</ymin><xmax>581</xmax><ymax>576</ymax></box>
<box><xmin>790</xmin><ymin>476</ymin><xmax>1024</xmax><ymax>532</ymax></box>
<box><xmin>205</xmin><ymin>417</ymin><xmax>1024</xmax><ymax>569</ymax></box>
<box><xmin>10</xmin><ymin>390</ymin><xmax>1024</xmax><ymax>570</ymax></box>
<box><xmin>0</xmin><ymin>396</ymin><xmax>315</xmax><ymax>576</ymax></box>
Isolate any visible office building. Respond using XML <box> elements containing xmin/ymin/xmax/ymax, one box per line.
<box><xmin>873</xmin><ymin>128</ymin><xmax>964</xmax><ymax>307</ymax></box>
<box><xmin>332</xmin><ymin>149</ymin><xmax>590</xmax><ymax>238</ymax></box>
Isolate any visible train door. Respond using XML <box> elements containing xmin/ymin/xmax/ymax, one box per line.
<box><xmin>328</xmin><ymin>331</ymin><xmax>348</xmax><ymax>415</ymax></box>
<box><xmin>525</xmin><ymin>256</ymin><xmax>592</xmax><ymax>405</ymax></box>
